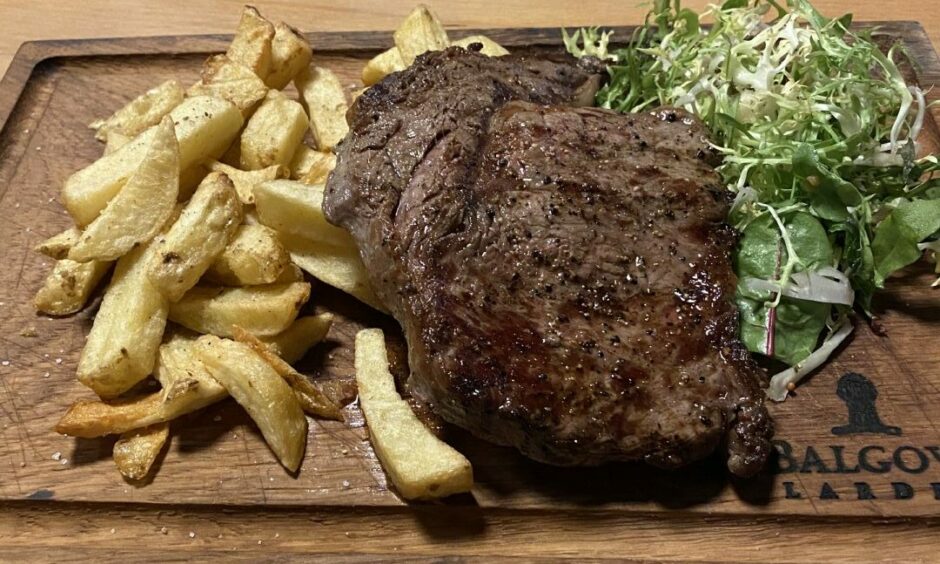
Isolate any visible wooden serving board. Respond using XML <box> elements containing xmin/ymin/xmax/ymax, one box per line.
<box><xmin>0</xmin><ymin>22</ymin><xmax>938</xmax><ymax>553</ymax></box>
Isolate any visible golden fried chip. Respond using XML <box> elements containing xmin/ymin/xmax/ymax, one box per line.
<box><xmin>90</xmin><ymin>79</ymin><xmax>185</xmax><ymax>141</ymax></box>
<box><xmin>240</xmin><ymin>90</ymin><xmax>308</xmax><ymax>171</ymax></box>
<box><xmin>393</xmin><ymin>5</ymin><xmax>449</xmax><ymax>65</ymax></box>
<box><xmin>355</xmin><ymin>328</ymin><xmax>472</xmax><ymax>499</ymax></box>
<box><xmin>266</xmin><ymin>22</ymin><xmax>312</xmax><ymax>90</ymax></box>
<box><xmin>295</xmin><ymin>67</ymin><xmax>348</xmax><ymax>151</ymax></box>
<box><xmin>281</xmin><ymin>233</ymin><xmax>387</xmax><ymax>313</ymax></box>
<box><xmin>188</xmin><ymin>55</ymin><xmax>269</xmax><ymax>116</ymax></box>
<box><xmin>254</xmin><ymin>180</ymin><xmax>352</xmax><ymax>245</ymax></box>
<box><xmin>169</xmin><ymin>281</ymin><xmax>310</xmax><ymax>338</ymax></box>
<box><xmin>207</xmin><ymin>160</ymin><xmax>284</xmax><ymax>205</ymax></box>
<box><xmin>35</xmin><ymin>227</ymin><xmax>81</xmax><ymax>260</ymax></box>
<box><xmin>195</xmin><ymin>335</ymin><xmax>307</xmax><ymax>471</ymax></box>
<box><xmin>226</xmin><ymin>6</ymin><xmax>275</xmax><ymax>78</ymax></box>
<box><xmin>362</xmin><ymin>47</ymin><xmax>405</xmax><ymax>86</ymax></box>
<box><xmin>69</xmin><ymin>116</ymin><xmax>180</xmax><ymax>262</ymax></box>
<box><xmin>113</xmin><ymin>423</ymin><xmax>169</xmax><ymax>481</ymax></box>
<box><xmin>234</xmin><ymin>325</ymin><xmax>342</xmax><ymax>420</ymax></box>
<box><xmin>451</xmin><ymin>35</ymin><xmax>509</xmax><ymax>57</ymax></box>
<box><xmin>148</xmin><ymin>172</ymin><xmax>243</xmax><ymax>301</ymax></box>
<box><xmin>34</xmin><ymin>259</ymin><xmax>111</xmax><ymax>316</ymax></box>
<box><xmin>76</xmin><ymin>242</ymin><xmax>169</xmax><ymax>398</ymax></box>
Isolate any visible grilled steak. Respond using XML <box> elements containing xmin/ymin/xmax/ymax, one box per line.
<box><xmin>325</xmin><ymin>47</ymin><xmax>773</xmax><ymax>477</ymax></box>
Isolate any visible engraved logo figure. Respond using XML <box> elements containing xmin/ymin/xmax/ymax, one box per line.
<box><xmin>831</xmin><ymin>372</ymin><xmax>901</xmax><ymax>436</ymax></box>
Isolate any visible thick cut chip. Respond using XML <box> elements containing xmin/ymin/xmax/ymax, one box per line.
<box><xmin>234</xmin><ymin>325</ymin><xmax>342</xmax><ymax>420</ymax></box>
<box><xmin>169</xmin><ymin>281</ymin><xmax>310</xmax><ymax>338</ymax></box>
<box><xmin>362</xmin><ymin>47</ymin><xmax>405</xmax><ymax>86</ymax></box>
<box><xmin>226</xmin><ymin>6</ymin><xmax>274</xmax><ymax>79</ymax></box>
<box><xmin>207</xmin><ymin>160</ymin><xmax>283</xmax><ymax>204</ymax></box>
<box><xmin>355</xmin><ymin>329</ymin><xmax>472</xmax><ymax>499</ymax></box>
<box><xmin>55</xmin><ymin>335</ymin><xmax>227</xmax><ymax>437</ymax></box>
<box><xmin>451</xmin><ymin>35</ymin><xmax>509</xmax><ymax>57</ymax></box>
<box><xmin>204</xmin><ymin>223</ymin><xmax>290</xmax><ymax>286</ymax></box>
<box><xmin>153</xmin><ymin>333</ymin><xmax>228</xmax><ymax>394</ymax></box>
<box><xmin>393</xmin><ymin>5</ymin><xmax>449</xmax><ymax>65</ymax></box>
<box><xmin>188</xmin><ymin>55</ymin><xmax>269</xmax><ymax>116</ymax></box>
<box><xmin>34</xmin><ymin>259</ymin><xmax>111</xmax><ymax>316</ymax></box>
<box><xmin>281</xmin><ymin>233</ymin><xmax>387</xmax><ymax>313</ymax></box>
<box><xmin>240</xmin><ymin>90</ymin><xmax>309</xmax><ymax>171</ymax></box>
<box><xmin>103</xmin><ymin>131</ymin><xmax>132</xmax><ymax>156</ymax></box>
<box><xmin>148</xmin><ymin>172</ymin><xmax>243</xmax><ymax>301</ymax></box>
<box><xmin>262</xmin><ymin>313</ymin><xmax>333</xmax><ymax>365</ymax></box>
<box><xmin>289</xmin><ymin>146</ymin><xmax>336</xmax><ymax>185</ymax></box>
<box><xmin>57</xmin><ymin>393</ymin><xmax>162</xmax><ymax>438</ymax></box>
<box><xmin>254</xmin><ymin>180</ymin><xmax>351</xmax><ymax>245</ymax></box>
<box><xmin>195</xmin><ymin>335</ymin><xmax>307</xmax><ymax>471</ymax></box>
<box><xmin>63</xmin><ymin>96</ymin><xmax>243</xmax><ymax>226</ymax></box>
<box><xmin>265</xmin><ymin>22</ymin><xmax>313</xmax><ymax>90</ymax></box>
<box><xmin>113</xmin><ymin>423</ymin><xmax>169</xmax><ymax>481</ymax></box>
<box><xmin>77</xmin><ymin>243</ymin><xmax>169</xmax><ymax>398</ymax></box>
<box><xmin>69</xmin><ymin>116</ymin><xmax>180</xmax><ymax>262</ymax></box>
<box><xmin>35</xmin><ymin>227</ymin><xmax>81</xmax><ymax>260</ymax></box>
<box><xmin>295</xmin><ymin>67</ymin><xmax>348</xmax><ymax>151</ymax></box>
<box><xmin>90</xmin><ymin>79</ymin><xmax>185</xmax><ymax>141</ymax></box>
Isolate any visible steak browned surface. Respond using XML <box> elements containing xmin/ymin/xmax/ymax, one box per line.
<box><xmin>325</xmin><ymin>47</ymin><xmax>773</xmax><ymax>477</ymax></box>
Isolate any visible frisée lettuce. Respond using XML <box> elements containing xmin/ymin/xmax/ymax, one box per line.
<box><xmin>564</xmin><ymin>0</ymin><xmax>940</xmax><ymax>400</ymax></box>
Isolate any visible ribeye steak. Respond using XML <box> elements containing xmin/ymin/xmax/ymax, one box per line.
<box><xmin>324</xmin><ymin>46</ymin><xmax>772</xmax><ymax>477</ymax></box>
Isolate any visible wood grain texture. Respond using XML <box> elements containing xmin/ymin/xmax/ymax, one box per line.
<box><xmin>1</xmin><ymin>0</ymin><xmax>940</xmax><ymax>76</ymax></box>
<box><xmin>0</xmin><ymin>19</ymin><xmax>938</xmax><ymax>561</ymax></box>
<box><xmin>1</xmin><ymin>502</ymin><xmax>939</xmax><ymax>562</ymax></box>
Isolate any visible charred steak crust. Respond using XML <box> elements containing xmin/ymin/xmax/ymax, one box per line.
<box><xmin>326</xmin><ymin>47</ymin><xmax>773</xmax><ymax>477</ymax></box>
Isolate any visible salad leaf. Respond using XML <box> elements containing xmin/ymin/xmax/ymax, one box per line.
<box><xmin>792</xmin><ymin>144</ymin><xmax>862</xmax><ymax>222</ymax></box>
<box><xmin>735</xmin><ymin>212</ymin><xmax>834</xmax><ymax>365</ymax></box>
<box><xmin>739</xmin><ymin>297</ymin><xmax>830</xmax><ymax>366</ymax></box>
<box><xmin>872</xmin><ymin>199</ymin><xmax>940</xmax><ymax>285</ymax></box>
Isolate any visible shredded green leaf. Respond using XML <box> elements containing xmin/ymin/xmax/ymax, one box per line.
<box><xmin>565</xmin><ymin>0</ymin><xmax>940</xmax><ymax>399</ymax></box>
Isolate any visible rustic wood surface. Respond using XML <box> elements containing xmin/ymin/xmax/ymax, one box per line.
<box><xmin>0</xmin><ymin>17</ymin><xmax>938</xmax><ymax>562</ymax></box>
<box><xmin>1</xmin><ymin>0</ymin><xmax>939</xmax><ymax>78</ymax></box>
